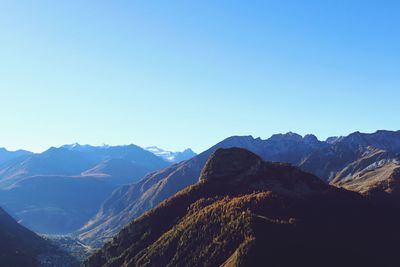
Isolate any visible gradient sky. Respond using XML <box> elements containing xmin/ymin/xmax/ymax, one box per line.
<box><xmin>0</xmin><ymin>1</ymin><xmax>399</xmax><ymax>153</ymax></box>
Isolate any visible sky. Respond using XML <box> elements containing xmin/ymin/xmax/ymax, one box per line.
<box><xmin>0</xmin><ymin>0</ymin><xmax>399</xmax><ymax>153</ymax></box>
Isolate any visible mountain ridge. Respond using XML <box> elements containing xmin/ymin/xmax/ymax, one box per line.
<box><xmin>0</xmin><ymin>144</ymin><xmax>171</xmax><ymax>235</ymax></box>
<box><xmin>78</xmin><ymin>130</ymin><xmax>400</xmax><ymax>247</ymax></box>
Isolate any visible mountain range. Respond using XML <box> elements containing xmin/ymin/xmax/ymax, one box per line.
<box><xmin>78</xmin><ymin>130</ymin><xmax>400</xmax><ymax>247</ymax></box>
<box><xmin>2</xmin><ymin>130</ymin><xmax>400</xmax><ymax>266</ymax></box>
<box><xmin>0</xmin><ymin>144</ymin><xmax>172</xmax><ymax>234</ymax></box>
<box><xmin>83</xmin><ymin>148</ymin><xmax>400</xmax><ymax>267</ymax></box>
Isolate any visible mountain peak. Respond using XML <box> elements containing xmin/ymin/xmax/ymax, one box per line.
<box><xmin>145</xmin><ymin>146</ymin><xmax>196</xmax><ymax>163</ymax></box>
<box><xmin>200</xmin><ymin>148</ymin><xmax>262</xmax><ymax>182</ymax></box>
<box><xmin>326</xmin><ymin>136</ymin><xmax>343</xmax><ymax>144</ymax></box>
<box><xmin>199</xmin><ymin>147</ymin><xmax>328</xmax><ymax>196</ymax></box>
<box><xmin>304</xmin><ymin>134</ymin><xmax>319</xmax><ymax>143</ymax></box>
<box><xmin>269</xmin><ymin>132</ymin><xmax>303</xmax><ymax>142</ymax></box>
<box><xmin>217</xmin><ymin>135</ymin><xmax>256</xmax><ymax>146</ymax></box>
<box><xmin>182</xmin><ymin>148</ymin><xmax>195</xmax><ymax>154</ymax></box>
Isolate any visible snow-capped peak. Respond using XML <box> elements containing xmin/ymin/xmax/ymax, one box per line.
<box><xmin>145</xmin><ymin>146</ymin><xmax>196</xmax><ymax>163</ymax></box>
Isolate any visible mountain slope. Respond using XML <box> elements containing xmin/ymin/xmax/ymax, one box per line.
<box><xmin>81</xmin><ymin>158</ymin><xmax>152</xmax><ymax>185</ymax></box>
<box><xmin>330</xmin><ymin>148</ymin><xmax>400</xmax><ymax>205</ymax></box>
<box><xmin>334</xmin><ymin>161</ymin><xmax>400</xmax><ymax>195</ymax></box>
<box><xmin>300</xmin><ymin>130</ymin><xmax>400</xmax><ymax>181</ymax></box>
<box><xmin>0</xmin><ymin>148</ymin><xmax>32</xmax><ymax>165</ymax></box>
<box><xmin>83</xmin><ymin>148</ymin><xmax>399</xmax><ymax>267</ymax></box>
<box><xmin>0</xmin><ymin>207</ymin><xmax>77</xmax><ymax>267</ymax></box>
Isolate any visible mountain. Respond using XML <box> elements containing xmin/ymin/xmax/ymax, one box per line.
<box><xmin>330</xmin><ymin>148</ymin><xmax>400</xmax><ymax>204</ymax></box>
<box><xmin>83</xmin><ymin>148</ymin><xmax>400</xmax><ymax>267</ymax></box>
<box><xmin>77</xmin><ymin>155</ymin><xmax>208</xmax><ymax>246</ymax></box>
<box><xmin>0</xmin><ymin>147</ymin><xmax>32</xmax><ymax>165</ymax></box>
<box><xmin>79</xmin><ymin>130</ymin><xmax>400</xmax><ymax>247</ymax></box>
<box><xmin>0</xmin><ymin>144</ymin><xmax>169</xmax><ymax>188</ymax></box>
<box><xmin>77</xmin><ymin>131</ymin><xmax>400</xmax><ymax>247</ymax></box>
<box><xmin>81</xmin><ymin>158</ymin><xmax>154</xmax><ymax>185</ymax></box>
<box><xmin>300</xmin><ymin>130</ymin><xmax>400</xmax><ymax>181</ymax></box>
<box><xmin>145</xmin><ymin>146</ymin><xmax>196</xmax><ymax>163</ymax></box>
<box><xmin>77</xmin><ymin>133</ymin><xmax>326</xmax><ymax>246</ymax></box>
<box><xmin>0</xmin><ymin>147</ymin><xmax>98</xmax><ymax>188</ymax></box>
<box><xmin>0</xmin><ymin>144</ymin><xmax>170</xmax><ymax>235</ymax></box>
<box><xmin>334</xmin><ymin>159</ymin><xmax>400</xmax><ymax>196</ymax></box>
<box><xmin>0</xmin><ymin>206</ymin><xmax>77</xmax><ymax>267</ymax></box>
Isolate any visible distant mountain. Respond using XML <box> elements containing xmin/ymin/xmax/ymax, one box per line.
<box><xmin>0</xmin><ymin>147</ymin><xmax>32</xmax><ymax>165</ymax></box>
<box><xmin>81</xmin><ymin>158</ymin><xmax>156</xmax><ymax>185</ymax></box>
<box><xmin>79</xmin><ymin>130</ymin><xmax>400</xmax><ymax>247</ymax></box>
<box><xmin>83</xmin><ymin>148</ymin><xmax>400</xmax><ymax>267</ymax></box>
<box><xmin>0</xmin><ymin>206</ymin><xmax>77</xmax><ymax>267</ymax></box>
<box><xmin>0</xmin><ymin>143</ymin><xmax>168</xmax><ymax>187</ymax></box>
<box><xmin>0</xmin><ymin>147</ymin><xmax>98</xmax><ymax>187</ymax></box>
<box><xmin>61</xmin><ymin>143</ymin><xmax>170</xmax><ymax>171</ymax></box>
<box><xmin>145</xmin><ymin>146</ymin><xmax>196</xmax><ymax>163</ymax></box>
<box><xmin>0</xmin><ymin>144</ymin><xmax>170</xmax><ymax>235</ymax></box>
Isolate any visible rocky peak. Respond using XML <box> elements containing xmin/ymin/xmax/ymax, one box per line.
<box><xmin>326</xmin><ymin>136</ymin><xmax>343</xmax><ymax>144</ymax></box>
<box><xmin>199</xmin><ymin>148</ymin><xmax>262</xmax><ymax>183</ymax></box>
<box><xmin>304</xmin><ymin>134</ymin><xmax>319</xmax><ymax>144</ymax></box>
<box><xmin>269</xmin><ymin>132</ymin><xmax>303</xmax><ymax>142</ymax></box>
<box><xmin>216</xmin><ymin>135</ymin><xmax>257</xmax><ymax>148</ymax></box>
<box><xmin>182</xmin><ymin>148</ymin><xmax>195</xmax><ymax>154</ymax></box>
<box><xmin>199</xmin><ymin>147</ymin><xmax>328</xmax><ymax>196</ymax></box>
<box><xmin>344</xmin><ymin>131</ymin><xmax>367</xmax><ymax>146</ymax></box>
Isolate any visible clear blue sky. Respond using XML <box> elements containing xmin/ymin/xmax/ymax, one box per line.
<box><xmin>0</xmin><ymin>1</ymin><xmax>399</xmax><ymax>153</ymax></box>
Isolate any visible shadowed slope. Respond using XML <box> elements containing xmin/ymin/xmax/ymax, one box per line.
<box><xmin>0</xmin><ymin>148</ymin><xmax>32</xmax><ymax>165</ymax></box>
<box><xmin>0</xmin><ymin>207</ymin><xmax>78</xmax><ymax>267</ymax></box>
